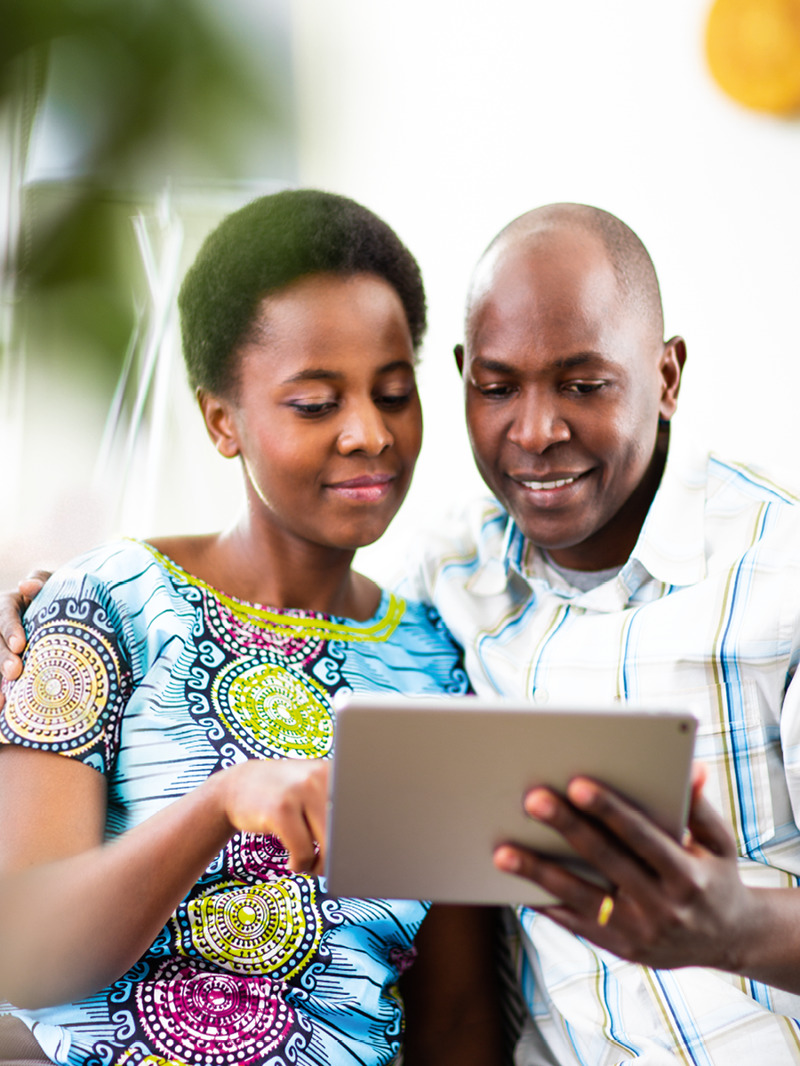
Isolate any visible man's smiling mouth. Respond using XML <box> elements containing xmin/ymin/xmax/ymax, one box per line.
<box><xmin>519</xmin><ymin>476</ymin><xmax>577</xmax><ymax>491</ymax></box>
<box><xmin>509</xmin><ymin>469</ymin><xmax>593</xmax><ymax>492</ymax></box>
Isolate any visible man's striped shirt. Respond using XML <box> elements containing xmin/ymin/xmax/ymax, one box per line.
<box><xmin>401</xmin><ymin>434</ymin><xmax>800</xmax><ymax>1065</ymax></box>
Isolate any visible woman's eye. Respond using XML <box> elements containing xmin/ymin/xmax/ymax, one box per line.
<box><xmin>376</xmin><ymin>392</ymin><xmax>412</xmax><ymax>410</ymax></box>
<box><xmin>289</xmin><ymin>401</ymin><xmax>337</xmax><ymax>416</ymax></box>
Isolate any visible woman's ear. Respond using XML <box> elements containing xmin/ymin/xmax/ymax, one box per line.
<box><xmin>197</xmin><ymin>388</ymin><xmax>240</xmax><ymax>458</ymax></box>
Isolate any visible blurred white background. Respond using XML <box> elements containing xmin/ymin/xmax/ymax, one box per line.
<box><xmin>2</xmin><ymin>0</ymin><xmax>799</xmax><ymax>586</ymax></box>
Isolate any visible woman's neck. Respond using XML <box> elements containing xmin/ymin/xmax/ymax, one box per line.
<box><xmin>146</xmin><ymin>520</ymin><xmax>382</xmax><ymax>621</ymax></box>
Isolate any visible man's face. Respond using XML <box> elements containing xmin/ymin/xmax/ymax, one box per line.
<box><xmin>459</xmin><ymin>229</ymin><xmax>683</xmax><ymax>571</ymax></box>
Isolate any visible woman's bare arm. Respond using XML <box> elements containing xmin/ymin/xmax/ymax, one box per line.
<box><xmin>0</xmin><ymin>745</ymin><xmax>328</xmax><ymax>1009</ymax></box>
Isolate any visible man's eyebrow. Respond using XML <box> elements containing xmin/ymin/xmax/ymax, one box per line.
<box><xmin>470</xmin><ymin>356</ymin><xmax>515</xmax><ymax>374</ymax></box>
<box><xmin>554</xmin><ymin>352</ymin><xmax>607</xmax><ymax>369</ymax></box>
<box><xmin>471</xmin><ymin>352</ymin><xmax>607</xmax><ymax>374</ymax></box>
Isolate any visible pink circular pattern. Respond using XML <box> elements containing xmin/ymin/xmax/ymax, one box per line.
<box><xmin>136</xmin><ymin>957</ymin><xmax>293</xmax><ymax>1065</ymax></box>
<box><xmin>204</xmin><ymin>597</ymin><xmax>324</xmax><ymax>667</ymax></box>
<box><xmin>225</xmin><ymin>832</ymin><xmax>289</xmax><ymax>881</ymax></box>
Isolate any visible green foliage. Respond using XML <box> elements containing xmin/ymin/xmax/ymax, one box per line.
<box><xmin>2</xmin><ymin>0</ymin><xmax>291</xmax><ymax>375</ymax></box>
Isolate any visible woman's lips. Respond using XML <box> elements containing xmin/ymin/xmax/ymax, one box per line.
<box><xmin>325</xmin><ymin>473</ymin><xmax>395</xmax><ymax>501</ymax></box>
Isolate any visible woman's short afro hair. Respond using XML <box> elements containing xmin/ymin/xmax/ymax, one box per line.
<box><xmin>178</xmin><ymin>188</ymin><xmax>427</xmax><ymax>396</ymax></box>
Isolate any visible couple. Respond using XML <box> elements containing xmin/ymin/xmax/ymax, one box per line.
<box><xmin>2</xmin><ymin>189</ymin><xmax>800</xmax><ymax>1066</ymax></box>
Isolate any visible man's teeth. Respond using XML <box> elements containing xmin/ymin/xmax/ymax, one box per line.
<box><xmin>522</xmin><ymin>476</ymin><xmax>576</xmax><ymax>490</ymax></box>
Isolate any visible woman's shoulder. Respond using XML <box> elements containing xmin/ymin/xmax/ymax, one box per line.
<box><xmin>384</xmin><ymin>588</ymin><xmax>463</xmax><ymax>650</ymax></box>
<box><xmin>359</xmin><ymin>590</ymin><xmax>468</xmax><ymax>696</ymax></box>
<box><xmin>21</xmin><ymin>539</ymin><xmax>201</xmax><ymax>694</ymax></box>
<box><xmin>34</xmin><ymin>539</ymin><xmax>168</xmax><ymax>600</ymax></box>
<box><xmin>26</xmin><ymin>539</ymin><xmax>187</xmax><ymax>639</ymax></box>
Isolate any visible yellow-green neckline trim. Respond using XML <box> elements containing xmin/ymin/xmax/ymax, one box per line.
<box><xmin>135</xmin><ymin>539</ymin><xmax>404</xmax><ymax>643</ymax></box>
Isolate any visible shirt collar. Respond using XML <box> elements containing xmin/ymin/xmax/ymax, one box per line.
<box><xmin>629</xmin><ymin>428</ymin><xmax>709</xmax><ymax>588</ymax></box>
<box><xmin>470</xmin><ymin>425</ymin><xmax>710</xmax><ymax>602</ymax></box>
<box><xmin>464</xmin><ymin>513</ymin><xmax>523</xmax><ymax>597</ymax></box>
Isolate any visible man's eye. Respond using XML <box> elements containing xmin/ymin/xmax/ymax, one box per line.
<box><xmin>564</xmin><ymin>381</ymin><xmax>604</xmax><ymax>395</ymax></box>
<box><xmin>475</xmin><ymin>383</ymin><xmax>515</xmax><ymax>398</ymax></box>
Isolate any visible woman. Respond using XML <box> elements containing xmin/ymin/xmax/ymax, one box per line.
<box><xmin>0</xmin><ymin>191</ymin><xmax>502</xmax><ymax>1066</ymax></box>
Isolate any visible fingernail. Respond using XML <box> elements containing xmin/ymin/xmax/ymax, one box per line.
<box><xmin>494</xmin><ymin>846</ymin><xmax>521</xmax><ymax>873</ymax></box>
<box><xmin>567</xmin><ymin>778</ymin><xmax>597</xmax><ymax>807</ymax></box>
<box><xmin>524</xmin><ymin>789</ymin><xmax>556</xmax><ymax>820</ymax></box>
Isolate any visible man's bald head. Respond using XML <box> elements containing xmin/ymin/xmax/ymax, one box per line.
<box><xmin>457</xmin><ymin>201</ymin><xmax>685</xmax><ymax>571</ymax></box>
<box><xmin>468</xmin><ymin>203</ymin><xmax>664</xmax><ymax>343</ymax></box>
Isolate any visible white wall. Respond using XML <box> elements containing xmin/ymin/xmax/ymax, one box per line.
<box><xmin>3</xmin><ymin>0</ymin><xmax>799</xmax><ymax>585</ymax></box>
<box><xmin>288</xmin><ymin>0</ymin><xmax>800</xmax><ymax>580</ymax></box>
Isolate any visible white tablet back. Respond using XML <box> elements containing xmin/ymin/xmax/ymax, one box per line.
<box><xmin>325</xmin><ymin>694</ymin><xmax>696</xmax><ymax>906</ymax></box>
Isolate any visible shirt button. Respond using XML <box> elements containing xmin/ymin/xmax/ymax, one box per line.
<box><xmin>535</xmin><ymin>689</ymin><xmax>549</xmax><ymax>704</ymax></box>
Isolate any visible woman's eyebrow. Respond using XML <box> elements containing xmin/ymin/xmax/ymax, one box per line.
<box><xmin>377</xmin><ymin>359</ymin><xmax>416</xmax><ymax>375</ymax></box>
<box><xmin>281</xmin><ymin>368</ymin><xmax>342</xmax><ymax>385</ymax></box>
<box><xmin>282</xmin><ymin>360</ymin><xmax>414</xmax><ymax>386</ymax></box>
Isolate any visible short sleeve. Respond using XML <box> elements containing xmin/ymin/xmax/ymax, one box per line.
<box><xmin>0</xmin><ymin>582</ymin><xmax>133</xmax><ymax>776</ymax></box>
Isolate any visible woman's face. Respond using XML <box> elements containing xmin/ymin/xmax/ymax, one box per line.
<box><xmin>204</xmin><ymin>272</ymin><xmax>422</xmax><ymax>553</ymax></box>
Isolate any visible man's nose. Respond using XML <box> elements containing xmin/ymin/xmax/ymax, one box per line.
<box><xmin>506</xmin><ymin>393</ymin><xmax>570</xmax><ymax>453</ymax></box>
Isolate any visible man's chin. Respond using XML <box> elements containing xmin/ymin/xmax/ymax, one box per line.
<box><xmin>513</xmin><ymin>521</ymin><xmax>586</xmax><ymax>556</ymax></box>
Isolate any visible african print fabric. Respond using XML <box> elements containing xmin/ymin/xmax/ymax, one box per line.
<box><xmin>0</xmin><ymin>540</ymin><xmax>469</xmax><ymax>1066</ymax></box>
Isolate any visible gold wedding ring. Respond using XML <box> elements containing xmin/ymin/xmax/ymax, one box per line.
<box><xmin>597</xmin><ymin>893</ymin><xmax>615</xmax><ymax>927</ymax></box>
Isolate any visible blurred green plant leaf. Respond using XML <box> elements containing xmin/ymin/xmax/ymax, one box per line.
<box><xmin>2</xmin><ymin>0</ymin><xmax>292</xmax><ymax>375</ymax></box>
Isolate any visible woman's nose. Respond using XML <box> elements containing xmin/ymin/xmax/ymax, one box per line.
<box><xmin>336</xmin><ymin>401</ymin><xmax>393</xmax><ymax>455</ymax></box>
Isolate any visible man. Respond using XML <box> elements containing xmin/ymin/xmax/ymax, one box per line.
<box><xmin>398</xmin><ymin>203</ymin><xmax>800</xmax><ymax>1063</ymax></box>
<box><xmin>4</xmin><ymin>203</ymin><xmax>800</xmax><ymax>1063</ymax></box>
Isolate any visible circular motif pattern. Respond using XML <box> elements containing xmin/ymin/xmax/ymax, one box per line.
<box><xmin>177</xmin><ymin>878</ymin><xmax>322</xmax><ymax>980</ymax></box>
<box><xmin>225</xmin><ymin>832</ymin><xmax>289</xmax><ymax>881</ymax></box>
<box><xmin>204</xmin><ymin>597</ymin><xmax>324</xmax><ymax>668</ymax></box>
<box><xmin>211</xmin><ymin>659</ymin><xmax>334</xmax><ymax>759</ymax></box>
<box><xmin>136</xmin><ymin>957</ymin><xmax>293</xmax><ymax>1065</ymax></box>
<box><xmin>3</xmin><ymin>621</ymin><xmax>115</xmax><ymax>751</ymax></box>
<box><xmin>114</xmin><ymin>1051</ymin><xmax>184</xmax><ymax>1066</ymax></box>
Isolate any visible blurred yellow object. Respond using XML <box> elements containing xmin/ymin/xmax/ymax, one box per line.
<box><xmin>705</xmin><ymin>0</ymin><xmax>800</xmax><ymax>114</ymax></box>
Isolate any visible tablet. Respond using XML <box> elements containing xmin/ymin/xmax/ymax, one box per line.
<box><xmin>325</xmin><ymin>694</ymin><xmax>697</xmax><ymax>906</ymax></box>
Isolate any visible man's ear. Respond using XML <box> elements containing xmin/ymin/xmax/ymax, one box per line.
<box><xmin>197</xmin><ymin>388</ymin><xmax>240</xmax><ymax>458</ymax></box>
<box><xmin>454</xmin><ymin>344</ymin><xmax>465</xmax><ymax>376</ymax></box>
<box><xmin>658</xmin><ymin>336</ymin><xmax>686</xmax><ymax>421</ymax></box>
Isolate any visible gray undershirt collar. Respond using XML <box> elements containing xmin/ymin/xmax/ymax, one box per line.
<box><xmin>542</xmin><ymin>551</ymin><xmax>623</xmax><ymax>592</ymax></box>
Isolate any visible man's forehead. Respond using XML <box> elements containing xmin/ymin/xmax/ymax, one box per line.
<box><xmin>466</xmin><ymin>226</ymin><xmax>620</xmax><ymax>342</ymax></box>
<box><xmin>467</xmin><ymin>222</ymin><xmax>610</xmax><ymax>314</ymax></box>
